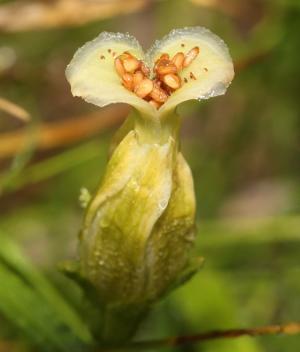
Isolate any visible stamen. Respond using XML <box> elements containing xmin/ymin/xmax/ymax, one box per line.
<box><xmin>172</xmin><ymin>52</ymin><xmax>185</xmax><ymax>71</ymax></box>
<box><xmin>149</xmin><ymin>99</ymin><xmax>162</xmax><ymax>109</ymax></box>
<box><xmin>163</xmin><ymin>74</ymin><xmax>181</xmax><ymax>89</ymax></box>
<box><xmin>113</xmin><ymin>45</ymin><xmax>201</xmax><ymax>109</ymax></box>
<box><xmin>133</xmin><ymin>71</ymin><xmax>144</xmax><ymax>88</ymax></box>
<box><xmin>134</xmin><ymin>78</ymin><xmax>154</xmax><ymax>98</ymax></box>
<box><xmin>183</xmin><ymin>47</ymin><xmax>200</xmax><ymax>68</ymax></box>
<box><xmin>122</xmin><ymin>73</ymin><xmax>134</xmax><ymax>91</ymax></box>
<box><xmin>150</xmin><ymin>83</ymin><xmax>168</xmax><ymax>103</ymax></box>
<box><xmin>156</xmin><ymin>61</ymin><xmax>177</xmax><ymax>76</ymax></box>
<box><xmin>114</xmin><ymin>58</ymin><xmax>126</xmax><ymax>77</ymax></box>
<box><xmin>123</xmin><ymin>57</ymin><xmax>141</xmax><ymax>73</ymax></box>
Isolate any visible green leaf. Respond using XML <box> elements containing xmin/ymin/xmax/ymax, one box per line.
<box><xmin>0</xmin><ymin>232</ymin><xmax>92</xmax><ymax>350</ymax></box>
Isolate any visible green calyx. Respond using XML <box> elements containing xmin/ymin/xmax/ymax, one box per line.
<box><xmin>78</xmin><ymin>111</ymin><xmax>197</xmax><ymax>342</ymax></box>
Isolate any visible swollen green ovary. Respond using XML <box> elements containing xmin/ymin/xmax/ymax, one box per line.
<box><xmin>79</xmin><ymin>129</ymin><xmax>196</xmax><ymax>305</ymax></box>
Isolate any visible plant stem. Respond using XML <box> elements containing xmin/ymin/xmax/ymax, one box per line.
<box><xmin>98</xmin><ymin>322</ymin><xmax>300</xmax><ymax>351</ymax></box>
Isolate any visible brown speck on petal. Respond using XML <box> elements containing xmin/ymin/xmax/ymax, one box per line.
<box><xmin>181</xmin><ymin>43</ymin><xmax>185</xmax><ymax>47</ymax></box>
<box><xmin>190</xmin><ymin>72</ymin><xmax>196</xmax><ymax>80</ymax></box>
<box><xmin>108</xmin><ymin>49</ymin><xmax>112</xmax><ymax>53</ymax></box>
<box><xmin>184</xmin><ymin>77</ymin><xmax>188</xmax><ymax>83</ymax></box>
<box><xmin>204</xmin><ymin>67</ymin><xmax>208</xmax><ymax>72</ymax></box>
<box><xmin>100</xmin><ymin>55</ymin><xmax>105</xmax><ymax>60</ymax></box>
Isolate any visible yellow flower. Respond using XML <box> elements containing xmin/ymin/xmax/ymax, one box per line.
<box><xmin>66</xmin><ymin>27</ymin><xmax>234</xmax><ymax>343</ymax></box>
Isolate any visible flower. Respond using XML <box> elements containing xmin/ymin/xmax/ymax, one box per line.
<box><xmin>66</xmin><ymin>27</ymin><xmax>234</xmax><ymax>343</ymax></box>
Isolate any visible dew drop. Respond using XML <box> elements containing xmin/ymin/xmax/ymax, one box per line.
<box><xmin>159</xmin><ymin>198</ymin><xmax>168</xmax><ymax>210</ymax></box>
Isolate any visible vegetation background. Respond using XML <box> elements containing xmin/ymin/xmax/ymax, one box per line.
<box><xmin>0</xmin><ymin>0</ymin><xmax>299</xmax><ymax>351</ymax></box>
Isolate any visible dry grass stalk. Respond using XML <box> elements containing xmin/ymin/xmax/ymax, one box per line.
<box><xmin>0</xmin><ymin>97</ymin><xmax>30</xmax><ymax>122</ymax></box>
<box><xmin>0</xmin><ymin>105</ymin><xmax>128</xmax><ymax>158</ymax></box>
<box><xmin>0</xmin><ymin>0</ymin><xmax>150</xmax><ymax>32</ymax></box>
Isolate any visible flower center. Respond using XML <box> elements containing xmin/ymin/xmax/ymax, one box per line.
<box><xmin>113</xmin><ymin>46</ymin><xmax>200</xmax><ymax>109</ymax></box>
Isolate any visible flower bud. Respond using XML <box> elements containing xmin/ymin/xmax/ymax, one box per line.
<box><xmin>79</xmin><ymin>129</ymin><xmax>196</xmax><ymax>306</ymax></box>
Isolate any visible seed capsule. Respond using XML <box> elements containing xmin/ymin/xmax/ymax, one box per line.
<box><xmin>150</xmin><ymin>83</ymin><xmax>168</xmax><ymax>103</ymax></box>
<box><xmin>171</xmin><ymin>52</ymin><xmax>184</xmax><ymax>71</ymax></box>
<box><xmin>134</xmin><ymin>78</ymin><xmax>153</xmax><ymax>98</ymax></box>
<box><xmin>183</xmin><ymin>46</ymin><xmax>200</xmax><ymax>68</ymax></box>
<box><xmin>122</xmin><ymin>73</ymin><xmax>134</xmax><ymax>91</ymax></box>
<box><xmin>163</xmin><ymin>74</ymin><xmax>181</xmax><ymax>89</ymax></box>
<box><xmin>114</xmin><ymin>58</ymin><xmax>126</xmax><ymax>77</ymax></box>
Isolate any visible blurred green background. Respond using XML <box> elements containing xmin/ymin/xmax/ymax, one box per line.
<box><xmin>0</xmin><ymin>0</ymin><xmax>299</xmax><ymax>351</ymax></box>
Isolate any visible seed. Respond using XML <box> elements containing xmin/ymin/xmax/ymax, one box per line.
<box><xmin>183</xmin><ymin>46</ymin><xmax>200</xmax><ymax>68</ymax></box>
<box><xmin>150</xmin><ymin>83</ymin><xmax>168</xmax><ymax>103</ymax></box>
<box><xmin>134</xmin><ymin>78</ymin><xmax>153</xmax><ymax>98</ymax></box>
<box><xmin>122</xmin><ymin>73</ymin><xmax>134</xmax><ymax>91</ymax></box>
<box><xmin>156</xmin><ymin>61</ymin><xmax>177</xmax><ymax>75</ymax></box>
<box><xmin>149</xmin><ymin>99</ymin><xmax>162</xmax><ymax>109</ymax></box>
<box><xmin>133</xmin><ymin>71</ymin><xmax>144</xmax><ymax>87</ymax></box>
<box><xmin>114</xmin><ymin>58</ymin><xmax>126</xmax><ymax>77</ymax></box>
<box><xmin>171</xmin><ymin>52</ymin><xmax>184</xmax><ymax>71</ymax></box>
<box><xmin>123</xmin><ymin>57</ymin><xmax>141</xmax><ymax>73</ymax></box>
<box><xmin>141</xmin><ymin>62</ymin><xmax>150</xmax><ymax>77</ymax></box>
<box><xmin>163</xmin><ymin>73</ymin><xmax>181</xmax><ymax>89</ymax></box>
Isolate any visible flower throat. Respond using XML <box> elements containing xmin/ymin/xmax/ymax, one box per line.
<box><xmin>112</xmin><ymin>46</ymin><xmax>200</xmax><ymax>109</ymax></box>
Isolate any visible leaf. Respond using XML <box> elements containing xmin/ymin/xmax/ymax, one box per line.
<box><xmin>0</xmin><ymin>232</ymin><xmax>92</xmax><ymax>349</ymax></box>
